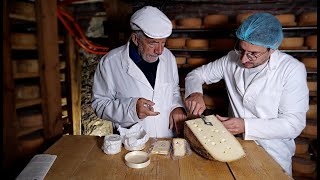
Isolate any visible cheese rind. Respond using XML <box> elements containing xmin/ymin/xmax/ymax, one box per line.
<box><xmin>184</xmin><ymin>115</ymin><xmax>245</xmax><ymax>162</ymax></box>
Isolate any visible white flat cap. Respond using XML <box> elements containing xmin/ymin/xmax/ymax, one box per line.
<box><xmin>130</xmin><ymin>6</ymin><xmax>172</xmax><ymax>39</ymax></box>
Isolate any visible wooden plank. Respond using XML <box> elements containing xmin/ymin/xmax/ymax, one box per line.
<box><xmin>66</xmin><ymin>34</ymin><xmax>82</xmax><ymax>135</ymax></box>
<box><xmin>3</xmin><ymin>0</ymin><xmax>20</xmax><ymax>170</ymax></box>
<box><xmin>227</xmin><ymin>140</ymin><xmax>293</xmax><ymax>180</ymax></box>
<box><xmin>16</xmin><ymin>98</ymin><xmax>42</xmax><ymax>109</ymax></box>
<box><xmin>14</xmin><ymin>72</ymin><xmax>40</xmax><ymax>79</ymax></box>
<box><xmin>35</xmin><ymin>0</ymin><xmax>62</xmax><ymax>139</ymax></box>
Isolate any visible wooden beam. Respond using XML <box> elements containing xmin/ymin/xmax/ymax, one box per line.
<box><xmin>35</xmin><ymin>0</ymin><xmax>62</xmax><ymax>139</ymax></box>
<box><xmin>66</xmin><ymin>34</ymin><xmax>82</xmax><ymax>135</ymax></box>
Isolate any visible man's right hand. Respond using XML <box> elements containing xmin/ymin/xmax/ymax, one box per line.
<box><xmin>185</xmin><ymin>92</ymin><xmax>206</xmax><ymax>116</ymax></box>
<box><xmin>136</xmin><ymin>98</ymin><xmax>160</xmax><ymax>119</ymax></box>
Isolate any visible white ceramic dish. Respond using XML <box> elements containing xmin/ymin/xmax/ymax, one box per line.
<box><xmin>124</xmin><ymin>151</ymin><xmax>150</xmax><ymax>169</ymax></box>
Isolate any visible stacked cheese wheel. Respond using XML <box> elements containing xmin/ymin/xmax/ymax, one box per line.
<box><xmin>301</xmin><ymin>57</ymin><xmax>317</xmax><ymax>70</ymax></box>
<box><xmin>306</xmin><ymin>103</ymin><xmax>317</xmax><ymax>120</ymax></box>
<box><xmin>166</xmin><ymin>38</ymin><xmax>186</xmax><ymax>48</ymax></box>
<box><xmin>307</xmin><ymin>81</ymin><xmax>317</xmax><ymax>92</ymax></box>
<box><xmin>12</xmin><ymin>59</ymin><xmax>39</xmax><ymax>74</ymax></box>
<box><xmin>11</xmin><ymin>33</ymin><xmax>37</xmax><ymax>49</ymax></box>
<box><xmin>292</xmin><ymin>157</ymin><xmax>316</xmax><ymax>176</ymax></box>
<box><xmin>176</xmin><ymin>56</ymin><xmax>187</xmax><ymax>65</ymax></box>
<box><xmin>305</xmin><ymin>35</ymin><xmax>317</xmax><ymax>50</ymax></box>
<box><xmin>186</xmin><ymin>39</ymin><xmax>209</xmax><ymax>49</ymax></box>
<box><xmin>279</xmin><ymin>37</ymin><xmax>304</xmax><ymax>49</ymax></box>
<box><xmin>176</xmin><ymin>17</ymin><xmax>202</xmax><ymax>29</ymax></box>
<box><xmin>210</xmin><ymin>38</ymin><xmax>235</xmax><ymax>50</ymax></box>
<box><xmin>10</xmin><ymin>1</ymin><xmax>35</xmax><ymax>21</ymax></box>
<box><xmin>16</xmin><ymin>84</ymin><xmax>40</xmax><ymax>100</ymax></box>
<box><xmin>302</xmin><ymin>119</ymin><xmax>317</xmax><ymax>137</ymax></box>
<box><xmin>298</xmin><ymin>12</ymin><xmax>317</xmax><ymax>26</ymax></box>
<box><xmin>19</xmin><ymin>133</ymin><xmax>44</xmax><ymax>155</ymax></box>
<box><xmin>275</xmin><ymin>14</ymin><xmax>297</xmax><ymax>26</ymax></box>
<box><xmin>203</xmin><ymin>14</ymin><xmax>228</xmax><ymax>28</ymax></box>
<box><xmin>18</xmin><ymin>110</ymin><xmax>43</xmax><ymax>128</ymax></box>
<box><xmin>187</xmin><ymin>57</ymin><xmax>208</xmax><ymax>66</ymax></box>
<box><xmin>294</xmin><ymin>138</ymin><xmax>309</xmax><ymax>155</ymax></box>
<box><xmin>236</xmin><ymin>12</ymin><xmax>254</xmax><ymax>25</ymax></box>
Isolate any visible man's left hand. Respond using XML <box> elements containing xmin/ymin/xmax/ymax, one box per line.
<box><xmin>216</xmin><ymin>115</ymin><xmax>245</xmax><ymax>135</ymax></box>
<box><xmin>169</xmin><ymin>107</ymin><xmax>187</xmax><ymax>135</ymax></box>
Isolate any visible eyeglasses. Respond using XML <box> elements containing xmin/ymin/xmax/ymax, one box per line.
<box><xmin>234</xmin><ymin>40</ymin><xmax>270</xmax><ymax>61</ymax></box>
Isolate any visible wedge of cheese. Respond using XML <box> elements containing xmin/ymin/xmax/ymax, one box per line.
<box><xmin>184</xmin><ymin>115</ymin><xmax>245</xmax><ymax>162</ymax></box>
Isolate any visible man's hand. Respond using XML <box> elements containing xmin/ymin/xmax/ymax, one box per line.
<box><xmin>169</xmin><ymin>107</ymin><xmax>187</xmax><ymax>135</ymax></box>
<box><xmin>136</xmin><ymin>98</ymin><xmax>160</xmax><ymax>119</ymax></box>
<box><xmin>216</xmin><ymin>115</ymin><xmax>245</xmax><ymax>135</ymax></box>
<box><xmin>185</xmin><ymin>92</ymin><xmax>206</xmax><ymax>116</ymax></box>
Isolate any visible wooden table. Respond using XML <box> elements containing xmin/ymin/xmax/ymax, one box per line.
<box><xmin>44</xmin><ymin>135</ymin><xmax>292</xmax><ymax>180</ymax></box>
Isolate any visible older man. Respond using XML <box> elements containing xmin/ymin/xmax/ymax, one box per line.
<box><xmin>92</xmin><ymin>6</ymin><xmax>187</xmax><ymax>138</ymax></box>
<box><xmin>184</xmin><ymin>13</ymin><xmax>309</xmax><ymax>175</ymax></box>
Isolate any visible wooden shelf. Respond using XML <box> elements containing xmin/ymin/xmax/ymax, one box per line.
<box><xmin>16</xmin><ymin>125</ymin><xmax>43</xmax><ymax>138</ymax></box>
<box><xmin>9</xmin><ymin>13</ymin><xmax>36</xmax><ymax>22</ymax></box>
<box><xmin>12</xmin><ymin>46</ymin><xmax>37</xmax><ymax>50</ymax></box>
<box><xmin>16</xmin><ymin>98</ymin><xmax>42</xmax><ymax>109</ymax></box>
<box><xmin>14</xmin><ymin>72</ymin><xmax>39</xmax><ymax>79</ymax></box>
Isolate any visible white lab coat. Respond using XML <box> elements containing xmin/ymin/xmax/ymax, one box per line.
<box><xmin>91</xmin><ymin>40</ymin><xmax>184</xmax><ymax>138</ymax></box>
<box><xmin>185</xmin><ymin>50</ymin><xmax>309</xmax><ymax>175</ymax></box>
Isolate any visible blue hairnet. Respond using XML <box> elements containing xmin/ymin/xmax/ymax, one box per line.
<box><xmin>236</xmin><ymin>13</ymin><xmax>283</xmax><ymax>49</ymax></box>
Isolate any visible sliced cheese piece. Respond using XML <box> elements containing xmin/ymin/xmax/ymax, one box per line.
<box><xmin>306</xmin><ymin>104</ymin><xmax>317</xmax><ymax>120</ymax></box>
<box><xmin>292</xmin><ymin>157</ymin><xmax>316</xmax><ymax>174</ymax></box>
<box><xmin>176</xmin><ymin>56</ymin><xmax>187</xmax><ymax>65</ymax></box>
<box><xmin>279</xmin><ymin>37</ymin><xmax>304</xmax><ymax>49</ymax></box>
<box><xmin>203</xmin><ymin>14</ymin><xmax>228</xmax><ymax>28</ymax></box>
<box><xmin>298</xmin><ymin>12</ymin><xmax>317</xmax><ymax>26</ymax></box>
<box><xmin>275</xmin><ymin>14</ymin><xmax>296</xmax><ymax>26</ymax></box>
<box><xmin>301</xmin><ymin>57</ymin><xmax>317</xmax><ymax>69</ymax></box>
<box><xmin>176</xmin><ymin>17</ymin><xmax>202</xmax><ymax>29</ymax></box>
<box><xmin>151</xmin><ymin>140</ymin><xmax>171</xmax><ymax>155</ymax></box>
<box><xmin>210</xmin><ymin>38</ymin><xmax>235</xmax><ymax>50</ymax></box>
<box><xmin>166</xmin><ymin>38</ymin><xmax>186</xmax><ymax>48</ymax></box>
<box><xmin>294</xmin><ymin>138</ymin><xmax>309</xmax><ymax>155</ymax></box>
<box><xmin>187</xmin><ymin>57</ymin><xmax>208</xmax><ymax>66</ymax></box>
<box><xmin>173</xmin><ymin>138</ymin><xmax>187</xmax><ymax>157</ymax></box>
<box><xmin>305</xmin><ymin>35</ymin><xmax>317</xmax><ymax>50</ymax></box>
<box><xmin>236</xmin><ymin>12</ymin><xmax>254</xmax><ymax>25</ymax></box>
<box><xmin>186</xmin><ymin>39</ymin><xmax>209</xmax><ymax>49</ymax></box>
<box><xmin>16</xmin><ymin>85</ymin><xmax>40</xmax><ymax>100</ymax></box>
<box><xmin>184</xmin><ymin>115</ymin><xmax>245</xmax><ymax>162</ymax></box>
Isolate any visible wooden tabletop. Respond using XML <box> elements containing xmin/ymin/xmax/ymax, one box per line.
<box><xmin>44</xmin><ymin>135</ymin><xmax>292</xmax><ymax>180</ymax></box>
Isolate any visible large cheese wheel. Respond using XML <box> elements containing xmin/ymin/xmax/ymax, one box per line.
<box><xmin>301</xmin><ymin>57</ymin><xmax>317</xmax><ymax>69</ymax></box>
<box><xmin>306</xmin><ymin>104</ymin><xmax>317</xmax><ymax>120</ymax></box>
<box><xmin>305</xmin><ymin>35</ymin><xmax>317</xmax><ymax>50</ymax></box>
<box><xmin>171</xmin><ymin>19</ymin><xmax>176</xmax><ymax>29</ymax></box>
<box><xmin>184</xmin><ymin>115</ymin><xmax>245</xmax><ymax>162</ymax></box>
<box><xmin>292</xmin><ymin>157</ymin><xmax>316</xmax><ymax>174</ymax></box>
<box><xmin>19</xmin><ymin>133</ymin><xmax>44</xmax><ymax>155</ymax></box>
<box><xmin>11</xmin><ymin>33</ymin><xmax>37</xmax><ymax>49</ymax></box>
<box><xmin>19</xmin><ymin>111</ymin><xmax>43</xmax><ymax>128</ymax></box>
<box><xmin>275</xmin><ymin>14</ymin><xmax>297</xmax><ymax>26</ymax></box>
<box><xmin>203</xmin><ymin>14</ymin><xmax>228</xmax><ymax>28</ymax></box>
<box><xmin>176</xmin><ymin>56</ymin><xmax>187</xmax><ymax>65</ymax></box>
<box><xmin>16</xmin><ymin>85</ymin><xmax>40</xmax><ymax>100</ymax></box>
<box><xmin>302</xmin><ymin>119</ymin><xmax>317</xmax><ymax>136</ymax></box>
<box><xmin>187</xmin><ymin>57</ymin><xmax>208</xmax><ymax>66</ymax></box>
<box><xmin>279</xmin><ymin>37</ymin><xmax>304</xmax><ymax>49</ymax></box>
<box><xmin>10</xmin><ymin>1</ymin><xmax>35</xmax><ymax>21</ymax></box>
<box><xmin>298</xmin><ymin>12</ymin><xmax>317</xmax><ymax>26</ymax></box>
<box><xmin>294</xmin><ymin>138</ymin><xmax>309</xmax><ymax>155</ymax></box>
<box><xmin>236</xmin><ymin>12</ymin><xmax>254</xmax><ymax>25</ymax></box>
<box><xmin>176</xmin><ymin>18</ymin><xmax>202</xmax><ymax>29</ymax></box>
<box><xmin>210</xmin><ymin>38</ymin><xmax>235</xmax><ymax>50</ymax></box>
<box><xmin>307</xmin><ymin>81</ymin><xmax>317</xmax><ymax>92</ymax></box>
<box><xmin>186</xmin><ymin>39</ymin><xmax>209</xmax><ymax>49</ymax></box>
<box><xmin>13</xmin><ymin>59</ymin><xmax>39</xmax><ymax>73</ymax></box>
<box><xmin>60</xmin><ymin>61</ymin><xmax>66</xmax><ymax>69</ymax></box>
<box><xmin>166</xmin><ymin>38</ymin><xmax>186</xmax><ymax>48</ymax></box>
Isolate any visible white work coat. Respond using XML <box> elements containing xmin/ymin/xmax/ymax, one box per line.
<box><xmin>91</xmin><ymin>40</ymin><xmax>184</xmax><ymax>138</ymax></box>
<box><xmin>185</xmin><ymin>50</ymin><xmax>309</xmax><ymax>175</ymax></box>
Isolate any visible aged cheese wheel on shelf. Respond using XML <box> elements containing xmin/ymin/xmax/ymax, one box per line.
<box><xmin>305</xmin><ymin>35</ymin><xmax>317</xmax><ymax>50</ymax></box>
<box><xmin>292</xmin><ymin>157</ymin><xmax>316</xmax><ymax>174</ymax></box>
<box><xmin>176</xmin><ymin>18</ymin><xmax>202</xmax><ymax>29</ymax></box>
<box><xmin>184</xmin><ymin>115</ymin><xmax>245</xmax><ymax>162</ymax></box>
<box><xmin>275</xmin><ymin>14</ymin><xmax>297</xmax><ymax>26</ymax></box>
<box><xmin>298</xmin><ymin>12</ymin><xmax>317</xmax><ymax>26</ymax></box>
<box><xmin>10</xmin><ymin>1</ymin><xmax>35</xmax><ymax>21</ymax></box>
<box><xmin>301</xmin><ymin>57</ymin><xmax>317</xmax><ymax>69</ymax></box>
<box><xmin>19</xmin><ymin>111</ymin><xmax>43</xmax><ymax>128</ymax></box>
<box><xmin>307</xmin><ymin>81</ymin><xmax>317</xmax><ymax>92</ymax></box>
<box><xmin>279</xmin><ymin>37</ymin><xmax>304</xmax><ymax>49</ymax></box>
<box><xmin>60</xmin><ymin>61</ymin><xmax>66</xmax><ymax>69</ymax></box>
<box><xmin>187</xmin><ymin>57</ymin><xmax>208</xmax><ymax>66</ymax></box>
<box><xmin>16</xmin><ymin>85</ymin><xmax>40</xmax><ymax>100</ymax></box>
<box><xmin>186</xmin><ymin>39</ymin><xmax>209</xmax><ymax>49</ymax></box>
<box><xmin>13</xmin><ymin>59</ymin><xmax>39</xmax><ymax>73</ymax></box>
<box><xmin>302</xmin><ymin>119</ymin><xmax>317</xmax><ymax>136</ymax></box>
<box><xmin>294</xmin><ymin>138</ymin><xmax>309</xmax><ymax>155</ymax></box>
<box><xmin>171</xmin><ymin>19</ymin><xmax>176</xmax><ymax>29</ymax></box>
<box><xmin>166</xmin><ymin>38</ymin><xmax>186</xmax><ymax>48</ymax></box>
<box><xmin>306</xmin><ymin>104</ymin><xmax>317</xmax><ymax>120</ymax></box>
<box><xmin>236</xmin><ymin>12</ymin><xmax>254</xmax><ymax>25</ymax></box>
<box><xmin>210</xmin><ymin>38</ymin><xmax>235</xmax><ymax>50</ymax></box>
<box><xmin>203</xmin><ymin>14</ymin><xmax>228</xmax><ymax>28</ymax></box>
<box><xmin>19</xmin><ymin>133</ymin><xmax>44</xmax><ymax>155</ymax></box>
<box><xmin>11</xmin><ymin>33</ymin><xmax>37</xmax><ymax>49</ymax></box>
<box><xmin>176</xmin><ymin>57</ymin><xmax>187</xmax><ymax>65</ymax></box>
